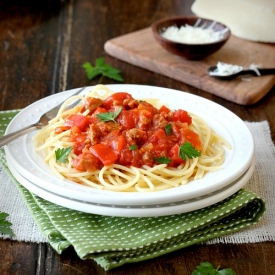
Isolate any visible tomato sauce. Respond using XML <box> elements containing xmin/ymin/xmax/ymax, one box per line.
<box><xmin>55</xmin><ymin>92</ymin><xmax>202</xmax><ymax>172</ymax></box>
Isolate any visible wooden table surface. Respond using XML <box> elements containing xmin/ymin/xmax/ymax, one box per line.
<box><xmin>1</xmin><ymin>0</ymin><xmax>275</xmax><ymax>274</ymax></box>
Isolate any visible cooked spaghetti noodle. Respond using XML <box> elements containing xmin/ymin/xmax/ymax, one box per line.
<box><xmin>33</xmin><ymin>85</ymin><xmax>231</xmax><ymax>192</ymax></box>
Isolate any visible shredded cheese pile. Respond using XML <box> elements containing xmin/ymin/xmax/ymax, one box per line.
<box><xmin>161</xmin><ymin>23</ymin><xmax>228</xmax><ymax>44</ymax></box>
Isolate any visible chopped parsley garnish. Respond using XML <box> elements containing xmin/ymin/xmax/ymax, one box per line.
<box><xmin>165</xmin><ymin>123</ymin><xmax>172</xmax><ymax>135</ymax></box>
<box><xmin>154</xmin><ymin>156</ymin><xmax>172</xmax><ymax>164</ymax></box>
<box><xmin>82</xmin><ymin>57</ymin><xmax>123</xmax><ymax>82</ymax></box>
<box><xmin>96</xmin><ymin>107</ymin><xmax>122</xmax><ymax>123</ymax></box>
<box><xmin>179</xmin><ymin>142</ymin><xmax>201</xmax><ymax>161</ymax></box>
<box><xmin>192</xmin><ymin>262</ymin><xmax>236</xmax><ymax>275</ymax></box>
<box><xmin>0</xmin><ymin>212</ymin><xmax>15</xmax><ymax>237</ymax></box>
<box><xmin>55</xmin><ymin>147</ymin><xmax>72</xmax><ymax>163</ymax></box>
<box><xmin>129</xmin><ymin>145</ymin><xmax>138</xmax><ymax>150</ymax></box>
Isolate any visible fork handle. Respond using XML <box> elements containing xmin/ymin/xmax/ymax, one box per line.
<box><xmin>0</xmin><ymin>123</ymin><xmax>42</xmax><ymax>147</ymax></box>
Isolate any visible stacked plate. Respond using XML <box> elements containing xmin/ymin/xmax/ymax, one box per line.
<box><xmin>5</xmin><ymin>85</ymin><xmax>255</xmax><ymax>217</ymax></box>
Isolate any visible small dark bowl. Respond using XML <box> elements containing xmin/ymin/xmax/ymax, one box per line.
<box><xmin>151</xmin><ymin>16</ymin><xmax>231</xmax><ymax>60</ymax></box>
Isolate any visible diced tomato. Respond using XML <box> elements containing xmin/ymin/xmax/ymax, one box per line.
<box><xmin>172</xmin><ymin>110</ymin><xmax>192</xmax><ymax>125</ymax></box>
<box><xmin>103</xmin><ymin>92</ymin><xmax>133</xmax><ymax>109</ymax></box>
<box><xmin>69</xmin><ymin>126</ymin><xmax>82</xmax><ymax>142</ymax></box>
<box><xmin>118</xmin><ymin>148</ymin><xmax>133</xmax><ymax>166</ymax></box>
<box><xmin>74</xmin><ymin>143</ymin><xmax>85</xmax><ymax>155</ymax></box>
<box><xmin>172</xmin><ymin>122</ymin><xmax>202</xmax><ymax>150</ymax></box>
<box><xmin>101</xmin><ymin>130</ymin><xmax>126</xmax><ymax>156</ymax></box>
<box><xmin>152</xmin><ymin>143</ymin><xmax>169</xmax><ymax>159</ymax></box>
<box><xmin>93</xmin><ymin>106</ymin><xmax>108</xmax><ymax>114</ymax></box>
<box><xmin>146</xmin><ymin>129</ymin><xmax>169</xmax><ymax>158</ymax></box>
<box><xmin>147</xmin><ymin>128</ymin><xmax>167</xmax><ymax>144</ymax></box>
<box><xmin>102</xmin><ymin>129</ymin><xmax>120</xmax><ymax>140</ymax></box>
<box><xmin>90</xmin><ymin>143</ymin><xmax>118</xmax><ymax>166</ymax></box>
<box><xmin>117</xmin><ymin>109</ymin><xmax>137</xmax><ymax>130</ymax></box>
<box><xmin>168</xmin><ymin>144</ymin><xmax>185</xmax><ymax>166</ymax></box>
<box><xmin>159</xmin><ymin>105</ymin><xmax>170</xmax><ymax>114</ymax></box>
<box><xmin>179</xmin><ymin>128</ymin><xmax>202</xmax><ymax>151</ymax></box>
<box><xmin>73</xmin><ymin>134</ymin><xmax>88</xmax><ymax>155</ymax></box>
<box><xmin>72</xmin><ymin>153</ymin><xmax>99</xmax><ymax>172</ymax></box>
<box><xmin>75</xmin><ymin>135</ymin><xmax>87</xmax><ymax>144</ymax></box>
<box><xmin>110</xmin><ymin>136</ymin><xmax>126</xmax><ymax>156</ymax></box>
<box><xmin>65</xmin><ymin>114</ymin><xmax>91</xmax><ymax>131</ymax></box>
<box><xmin>171</xmin><ymin>122</ymin><xmax>186</xmax><ymax>138</ymax></box>
<box><xmin>118</xmin><ymin>147</ymin><xmax>141</xmax><ymax>167</ymax></box>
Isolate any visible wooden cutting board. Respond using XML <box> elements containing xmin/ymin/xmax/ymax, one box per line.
<box><xmin>104</xmin><ymin>28</ymin><xmax>275</xmax><ymax>105</ymax></box>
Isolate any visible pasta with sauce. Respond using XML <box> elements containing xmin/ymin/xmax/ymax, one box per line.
<box><xmin>33</xmin><ymin>84</ymin><xmax>231</xmax><ymax>192</ymax></box>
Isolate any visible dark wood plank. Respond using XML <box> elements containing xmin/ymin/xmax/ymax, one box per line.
<box><xmin>0</xmin><ymin>0</ymin><xmax>71</xmax><ymax>110</ymax></box>
<box><xmin>1</xmin><ymin>241</ymin><xmax>275</xmax><ymax>274</ymax></box>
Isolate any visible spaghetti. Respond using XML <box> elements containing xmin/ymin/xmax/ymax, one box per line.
<box><xmin>34</xmin><ymin>85</ymin><xmax>231</xmax><ymax>192</ymax></box>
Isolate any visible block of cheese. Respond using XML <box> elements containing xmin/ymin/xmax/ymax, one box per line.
<box><xmin>191</xmin><ymin>0</ymin><xmax>275</xmax><ymax>43</ymax></box>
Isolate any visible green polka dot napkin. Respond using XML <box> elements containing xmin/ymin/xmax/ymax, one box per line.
<box><xmin>0</xmin><ymin>111</ymin><xmax>265</xmax><ymax>270</ymax></box>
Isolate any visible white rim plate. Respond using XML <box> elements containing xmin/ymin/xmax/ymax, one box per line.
<box><xmin>7</xmin><ymin>154</ymin><xmax>255</xmax><ymax>217</ymax></box>
<box><xmin>5</xmin><ymin>85</ymin><xmax>254</xmax><ymax>205</ymax></box>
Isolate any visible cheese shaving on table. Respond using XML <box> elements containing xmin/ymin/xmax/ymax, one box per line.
<box><xmin>209</xmin><ymin>62</ymin><xmax>243</xmax><ymax>76</ymax></box>
<box><xmin>161</xmin><ymin>24</ymin><xmax>227</xmax><ymax>44</ymax></box>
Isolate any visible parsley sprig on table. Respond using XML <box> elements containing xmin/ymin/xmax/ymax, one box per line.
<box><xmin>55</xmin><ymin>147</ymin><xmax>72</xmax><ymax>163</ymax></box>
<box><xmin>96</xmin><ymin>107</ymin><xmax>122</xmax><ymax>123</ymax></box>
<box><xmin>0</xmin><ymin>212</ymin><xmax>15</xmax><ymax>237</ymax></box>
<box><xmin>192</xmin><ymin>262</ymin><xmax>236</xmax><ymax>275</ymax></box>
<box><xmin>82</xmin><ymin>57</ymin><xmax>123</xmax><ymax>82</ymax></box>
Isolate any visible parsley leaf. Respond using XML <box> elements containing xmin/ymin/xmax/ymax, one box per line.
<box><xmin>165</xmin><ymin>123</ymin><xmax>172</xmax><ymax>135</ymax></box>
<box><xmin>82</xmin><ymin>57</ymin><xmax>123</xmax><ymax>82</ymax></box>
<box><xmin>0</xmin><ymin>212</ymin><xmax>15</xmax><ymax>237</ymax></box>
<box><xmin>55</xmin><ymin>147</ymin><xmax>72</xmax><ymax>163</ymax></box>
<box><xmin>96</xmin><ymin>107</ymin><xmax>122</xmax><ymax>123</ymax></box>
<box><xmin>179</xmin><ymin>142</ymin><xmax>201</xmax><ymax>161</ymax></box>
<box><xmin>192</xmin><ymin>262</ymin><xmax>236</xmax><ymax>275</ymax></box>
<box><xmin>129</xmin><ymin>145</ymin><xmax>138</xmax><ymax>150</ymax></box>
<box><xmin>154</xmin><ymin>156</ymin><xmax>172</xmax><ymax>164</ymax></box>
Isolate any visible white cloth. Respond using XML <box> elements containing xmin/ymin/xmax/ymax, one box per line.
<box><xmin>0</xmin><ymin>164</ymin><xmax>46</xmax><ymax>242</ymax></box>
<box><xmin>0</xmin><ymin>121</ymin><xmax>274</xmax><ymax>243</ymax></box>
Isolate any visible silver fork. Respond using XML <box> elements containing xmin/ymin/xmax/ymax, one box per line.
<box><xmin>0</xmin><ymin>86</ymin><xmax>86</xmax><ymax>147</ymax></box>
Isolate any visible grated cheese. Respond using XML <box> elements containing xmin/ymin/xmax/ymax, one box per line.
<box><xmin>209</xmin><ymin>62</ymin><xmax>243</xmax><ymax>76</ymax></box>
<box><xmin>161</xmin><ymin>23</ymin><xmax>228</xmax><ymax>44</ymax></box>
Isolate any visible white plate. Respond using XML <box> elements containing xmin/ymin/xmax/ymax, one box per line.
<box><xmin>7</xmin><ymin>154</ymin><xmax>255</xmax><ymax>217</ymax></box>
<box><xmin>5</xmin><ymin>85</ymin><xmax>254</xmax><ymax>205</ymax></box>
